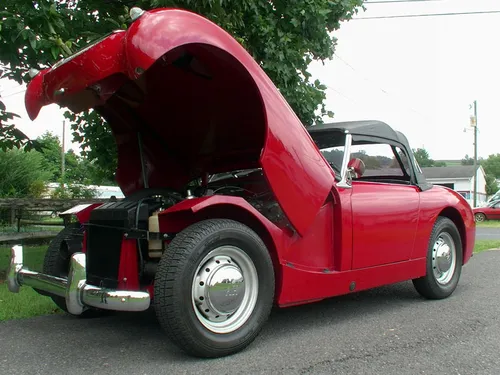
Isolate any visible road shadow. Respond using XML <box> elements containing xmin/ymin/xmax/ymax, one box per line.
<box><xmin>14</xmin><ymin>280</ymin><xmax>431</xmax><ymax>361</ymax></box>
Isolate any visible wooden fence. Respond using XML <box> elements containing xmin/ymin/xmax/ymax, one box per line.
<box><xmin>0</xmin><ymin>198</ymin><xmax>112</xmax><ymax>243</ymax></box>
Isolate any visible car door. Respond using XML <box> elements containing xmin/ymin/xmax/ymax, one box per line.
<box><xmin>348</xmin><ymin>143</ymin><xmax>420</xmax><ymax>270</ymax></box>
<box><xmin>489</xmin><ymin>201</ymin><xmax>500</xmax><ymax>220</ymax></box>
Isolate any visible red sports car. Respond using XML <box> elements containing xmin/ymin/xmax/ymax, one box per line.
<box><xmin>473</xmin><ymin>200</ymin><xmax>500</xmax><ymax>222</ymax></box>
<box><xmin>7</xmin><ymin>7</ymin><xmax>475</xmax><ymax>358</ymax></box>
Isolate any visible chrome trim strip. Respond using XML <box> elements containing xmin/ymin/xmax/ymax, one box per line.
<box><xmin>66</xmin><ymin>253</ymin><xmax>87</xmax><ymax>315</ymax></box>
<box><xmin>337</xmin><ymin>133</ymin><xmax>353</xmax><ymax>189</ymax></box>
<box><xmin>7</xmin><ymin>245</ymin><xmax>23</xmax><ymax>293</ymax></box>
<box><xmin>82</xmin><ymin>286</ymin><xmax>152</xmax><ymax>312</ymax></box>
<box><xmin>6</xmin><ymin>245</ymin><xmax>151</xmax><ymax>315</ymax></box>
<box><xmin>19</xmin><ymin>269</ymin><xmax>67</xmax><ymax>298</ymax></box>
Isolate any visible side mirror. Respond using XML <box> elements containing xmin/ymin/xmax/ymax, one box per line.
<box><xmin>348</xmin><ymin>158</ymin><xmax>365</xmax><ymax>178</ymax></box>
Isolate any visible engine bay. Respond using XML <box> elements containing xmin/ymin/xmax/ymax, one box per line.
<box><xmin>83</xmin><ymin>167</ymin><xmax>290</xmax><ymax>287</ymax></box>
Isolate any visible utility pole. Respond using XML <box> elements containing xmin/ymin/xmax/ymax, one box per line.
<box><xmin>61</xmin><ymin>119</ymin><xmax>65</xmax><ymax>187</ymax></box>
<box><xmin>472</xmin><ymin>100</ymin><xmax>478</xmax><ymax>208</ymax></box>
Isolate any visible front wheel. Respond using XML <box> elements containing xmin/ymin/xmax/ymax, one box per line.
<box><xmin>412</xmin><ymin>217</ymin><xmax>463</xmax><ymax>299</ymax></box>
<box><xmin>154</xmin><ymin>219</ymin><xmax>275</xmax><ymax>358</ymax></box>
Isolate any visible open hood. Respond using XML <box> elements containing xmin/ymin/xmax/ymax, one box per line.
<box><xmin>25</xmin><ymin>8</ymin><xmax>335</xmax><ymax>236</ymax></box>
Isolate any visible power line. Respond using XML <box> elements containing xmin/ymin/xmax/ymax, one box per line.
<box><xmin>332</xmin><ymin>53</ymin><xmax>432</xmax><ymax>120</ymax></box>
<box><xmin>354</xmin><ymin>9</ymin><xmax>500</xmax><ymax>19</ymax></box>
<box><xmin>325</xmin><ymin>85</ymin><xmax>360</xmax><ymax>105</ymax></box>
<box><xmin>1</xmin><ymin>88</ymin><xmax>26</xmax><ymax>98</ymax></box>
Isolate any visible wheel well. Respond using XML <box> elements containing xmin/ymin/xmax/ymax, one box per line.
<box><xmin>164</xmin><ymin>204</ymin><xmax>283</xmax><ymax>295</ymax></box>
<box><xmin>439</xmin><ymin>207</ymin><xmax>466</xmax><ymax>263</ymax></box>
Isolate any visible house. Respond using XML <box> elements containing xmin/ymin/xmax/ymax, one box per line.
<box><xmin>43</xmin><ymin>183</ymin><xmax>125</xmax><ymax>199</ymax></box>
<box><xmin>421</xmin><ymin>165</ymin><xmax>487</xmax><ymax>207</ymax></box>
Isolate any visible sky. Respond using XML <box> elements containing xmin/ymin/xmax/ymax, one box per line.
<box><xmin>309</xmin><ymin>0</ymin><xmax>500</xmax><ymax>160</ymax></box>
<box><xmin>1</xmin><ymin>0</ymin><xmax>499</xmax><ymax>160</ymax></box>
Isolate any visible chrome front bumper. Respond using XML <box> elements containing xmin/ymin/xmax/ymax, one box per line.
<box><xmin>6</xmin><ymin>245</ymin><xmax>150</xmax><ymax>315</ymax></box>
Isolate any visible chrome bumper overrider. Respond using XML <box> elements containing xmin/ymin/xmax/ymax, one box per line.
<box><xmin>6</xmin><ymin>245</ymin><xmax>150</xmax><ymax>315</ymax></box>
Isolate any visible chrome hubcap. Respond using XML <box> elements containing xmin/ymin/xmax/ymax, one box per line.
<box><xmin>475</xmin><ymin>214</ymin><xmax>484</xmax><ymax>222</ymax></box>
<box><xmin>191</xmin><ymin>246</ymin><xmax>258</xmax><ymax>333</ymax></box>
<box><xmin>432</xmin><ymin>232</ymin><xmax>456</xmax><ymax>285</ymax></box>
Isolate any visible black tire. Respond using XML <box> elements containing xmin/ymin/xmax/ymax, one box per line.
<box><xmin>42</xmin><ymin>223</ymin><xmax>110</xmax><ymax>318</ymax></box>
<box><xmin>412</xmin><ymin>217</ymin><xmax>463</xmax><ymax>299</ymax></box>
<box><xmin>154</xmin><ymin>219</ymin><xmax>275</xmax><ymax>358</ymax></box>
<box><xmin>474</xmin><ymin>212</ymin><xmax>486</xmax><ymax>222</ymax></box>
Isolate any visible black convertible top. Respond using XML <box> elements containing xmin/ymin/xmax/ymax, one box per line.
<box><xmin>307</xmin><ymin>120</ymin><xmax>410</xmax><ymax>146</ymax></box>
<box><xmin>307</xmin><ymin>120</ymin><xmax>432</xmax><ymax>191</ymax></box>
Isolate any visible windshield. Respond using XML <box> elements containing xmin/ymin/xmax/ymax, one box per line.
<box><xmin>488</xmin><ymin>191</ymin><xmax>500</xmax><ymax>203</ymax></box>
<box><xmin>318</xmin><ymin>146</ymin><xmax>344</xmax><ymax>175</ymax></box>
<box><xmin>308</xmin><ymin>131</ymin><xmax>347</xmax><ymax>175</ymax></box>
<box><xmin>488</xmin><ymin>200</ymin><xmax>500</xmax><ymax>208</ymax></box>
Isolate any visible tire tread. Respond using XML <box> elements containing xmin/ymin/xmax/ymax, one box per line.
<box><xmin>154</xmin><ymin>218</ymin><xmax>274</xmax><ymax>357</ymax></box>
<box><xmin>412</xmin><ymin>216</ymin><xmax>463</xmax><ymax>299</ymax></box>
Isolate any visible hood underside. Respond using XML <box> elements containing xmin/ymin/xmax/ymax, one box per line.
<box><xmin>98</xmin><ymin>43</ymin><xmax>266</xmax><ymax>194</ymax></box>
<box><xmin>25</xmin><ymin>8</ymin><xmax>336</xmax><ymax>236</ymax></box>
<box><xmin>28</xmin><ymin>37</ymin><xmax>267</xmax><ymax>195</ymax></box>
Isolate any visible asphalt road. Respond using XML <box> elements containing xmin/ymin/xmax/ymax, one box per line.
<box><xmin>1</xmin><ymin>250</ymin><xmax>500</xmax><ymax>375</ymax></box>
<box><xmin>476</xmin><ymin>227</ymin><xmax>500</xmax><ymax>241</ymax></box>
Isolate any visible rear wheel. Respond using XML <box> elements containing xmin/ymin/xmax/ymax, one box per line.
<box><xmin>154</xmin><ymin>219</ymin><xmax>275</xmax><ymax>358</ymax></box>
<box><xmin>42</xmin><ymin>223</ymin><xmax>109</xmax><ymax>318</ymax></box>
<box><xmin>412</xmin><ymin>217</ymin><xmax>463</xmax><ymax>299</ymax></box>
<box><xmin>474</xmin><ymin>212</ymin><xmax>486</xmax><ymax>222</ymax></box>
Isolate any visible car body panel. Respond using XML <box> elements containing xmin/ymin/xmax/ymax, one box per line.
<box><xmin>413</xmin><ymin>186</ymin><xmax>475</xmax><ymax>263</ymax></box>
<box><xmin>279</xmin><ymin>257</ymin><xmax>427</xmax><ymax>307</ymax></box>
<box><xmin>22</xmin><ymin>8</ymin><xmax>476</xmax><ymax>309</ymax></box>
<box><xmin>25</xmin><ymin>8</ymin><xmax>334</xmax><ymax>237</ymax></box>
<box><xmin>350</xmin><ymin>181</ymin><xmax>420</xmax><ymax>269</ymax></box>
<box><xmin>473</xmin><ymin>200</ymin><xmax>500</xmax><ymax>220</ymax></box>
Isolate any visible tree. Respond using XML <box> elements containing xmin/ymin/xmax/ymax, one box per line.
<box><xmin>1</xmin><ymin>0</ymin><xmax>363</xmax><ymax>180</ymax></box>
<box><xmin>0</xmin><ymin>91</ymin><xmax>41</xmax><ymax>152</ymax></box>
<box><xmin>36</xmin><ymin>131</ymin><xmax>64</xmax><ymax>181</ymax></box>
<box><xmin>482</xmin><ymin>153</ymin><xmax>500</xmax><ymax>179</ymax></box>
<box><xmin>461</xmin><ymin>154</ymin><xmax>474</xmax><ymax>166</ymax></box>
<box><xmin>0</xmin><ymin>148</ymin><xmax>51</xmax><ymax>197</ymax></box>
<box><xmin>413</xmin><ymin>148</ymin><xmax>446</xmax><ymax>168</ymax></box>
<box><xmin>485</xmin><ymin>173</ymin><xmax>499</xmax><ymax>196</ymax></box>
<box><xmin>35</xmin><ymin>130</ymin><xmax>114</xmax><ymax>186</ymax></box>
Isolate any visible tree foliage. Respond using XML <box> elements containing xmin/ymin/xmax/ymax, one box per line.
<box><xmin>1</xmin><ymin>0</ymin><xmax>363</xmax><ymax>180</ymax></box>
<box><xmin>461</xmin><ymin>154</ymin><xmax>474</xmax><ymax>166</ymax></box>
<box><xmin>0</xmin><ymin>81</ymin><xmax>41</xmax><ymax>151</ymax></box>
<box><xmin>413</xmin><ymin>148</ymin><xmax>446</xmax><ymax>168</ymax></box>
<box><xmin>482</xmin><ymin>153</ymin><xmax>500</xmax><ymax>179</ymax></box>
<box><xmin>35</xmin><ymin>130</ymin><xmax>114</xmax><ymax>185</ymax></box>
<box><xmin>0</xmin><ymin>147</ymin><xmax>51</xmax><ymax>197</ymax></box>
<box><xmin>485</xmin><ymin>173</ymin><xmax>499</xmax><ymax>196</ymax></box>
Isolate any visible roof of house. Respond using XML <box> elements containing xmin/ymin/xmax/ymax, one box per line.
<box><xmin>421</xmin><ymin>166</ymin><xmax>480</xmax><ymax>179</ymax></box>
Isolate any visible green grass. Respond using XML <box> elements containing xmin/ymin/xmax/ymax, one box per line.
<box><xmin>0</xmin><ymin>244</ymin><xmax>62</xmax><ymax>321</ymax></box>
<box><xmin>0</xmin><ymin>284</ymin><xmax>62</xmax><ymax>321</ymax></box>
<box><xmin>474</xmin><ymin>240</ymin><xmax>500</xmax><ymax>254</ymax></box>
<box><xmin>0</xmin><ymin>225</ymin><xmax>63</xmax><ymax>233</ymax></box>
<box><xmin>476</xmin><ymin>220</ymin><xmax>500</xmax><ymax>228</ymax></box>
<box><xmin>39</xmin><ymin>217</ymin><xmax>64</xmax><ymax>224</ymax></box>
<box><xmin>0</xmin><ymin>245</ymin><xmax>46</xmax><ymax>279</ymax></box>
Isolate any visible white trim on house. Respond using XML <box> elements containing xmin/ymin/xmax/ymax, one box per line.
<box><xmin>422</xmin><ymin>165</ymin><xmax>487</xmax><ymax>208</ymax></box>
